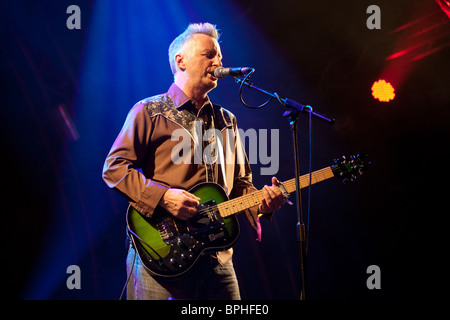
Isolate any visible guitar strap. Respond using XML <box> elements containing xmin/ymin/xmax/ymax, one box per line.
<box><xmin>214</xmin><ymin>135</ymin><xmax>232</xmax><ymax>267</ymax></box>
<box><xmin>216</xmin><ymin>134</ymin><xmax>228</xmax><ymax>195</ymax></box>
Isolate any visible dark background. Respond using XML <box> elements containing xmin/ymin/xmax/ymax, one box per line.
<box><xmin>1</xmin><ymin>0</ymin><xmax>448</xmax><ymax>300</ymax></box>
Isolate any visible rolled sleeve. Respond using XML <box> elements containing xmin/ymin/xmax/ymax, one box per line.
<box><xmin>102</xmin><ymin>102</ymin><xmax>168</xmax><ymax>218</ymax></box>
<box><xmin>135</xmin><ymin>180</ymin><xmax>169</xmax><ymax>217</ymax></box>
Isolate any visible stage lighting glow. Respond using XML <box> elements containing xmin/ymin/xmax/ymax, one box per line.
<box><xmin>371</xmin><ymin>79</ymin><xmax>395</xmax><ymax>102</ymax></box>
<box><xmin>436</xmin><ymin>0</ymin><xmax>450</xmax><ymax>19</ymax></box>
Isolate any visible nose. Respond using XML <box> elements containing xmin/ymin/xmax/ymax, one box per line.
<box><xmin>213</xmin><ymin>55</ymin><xmax>222</xmax><ymax>67</ymax></box>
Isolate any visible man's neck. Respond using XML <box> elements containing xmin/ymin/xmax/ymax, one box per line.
<box><xmin>174</xmin><ymin>77</ymin><xmax>207</xmax><ymax>110</ymax></box>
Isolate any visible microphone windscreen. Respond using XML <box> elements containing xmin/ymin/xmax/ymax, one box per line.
<box><xmin>213</xmin><ymin>67</ymin><xmax>226</xmax><ymax>78</ymax></box>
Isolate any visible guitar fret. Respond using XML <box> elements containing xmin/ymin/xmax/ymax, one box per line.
<box><xmin>231</xmin><ymin>199</ymin><xmax>239</xmax><ymax>213</ymax></box>
<box><xmin>218</xmin><ymin>166</ymin><xmax>335</xmax><ymax>218</ymax></box>
<box><xmin>285</xmin><ymin>180</ymin><xmax>296</xmax><ymax>194</ymax></box>
<box><xmin>241</xmin><ymin>196</ymin><xmax>247</xmax><ymax>209</ymax></box>
<box><xmin>237</xmin><ymin>198</ymin><xmax>244</xmax><ymax>211</ymax></box>
<box><xmin>252</xmin><ymin>192</ymin><xmax>261</xmax><ymax>205</ymax></box>
<box><xmin>282</xmin><ymin>167</ymin><xmax>334</xmax><ymax>192</ymax></box>
<box><xmin>224</xmin><ymin>203</ymin><xmax>232</xmax><ymax>217</ymax></box>
<box><xmin>218</xmin><ymin>202</ymin><xmax>230</xmax><ymax>217</ymax></box>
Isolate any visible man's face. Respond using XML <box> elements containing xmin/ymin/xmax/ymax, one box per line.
<box><xmin>178</xmin><ymin>33</ymin><xmax>223</xmax><ymax>94</ymax></box>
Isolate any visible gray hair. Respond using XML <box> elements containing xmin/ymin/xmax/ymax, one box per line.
<box><xmin>168</xmin><ymin>22</ymin><xmax>220</xmax><ymax>75</ymax></box>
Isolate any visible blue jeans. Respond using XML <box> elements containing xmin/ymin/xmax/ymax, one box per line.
<box><xmin>126</xmin><ymin>246</ymin><xmax>241</xmax><ymax>300</ymax></box>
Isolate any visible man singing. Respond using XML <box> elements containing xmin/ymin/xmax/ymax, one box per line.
<box><xmin>103</xmin><ymin>22</ymin><xmax>285</xmax><ymax>300</ymax></box>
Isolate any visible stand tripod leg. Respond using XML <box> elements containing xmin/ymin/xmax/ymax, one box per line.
<box><xmin>298</xmin><ymin>222</ymin><xmax>307</xmax><ymax>300</ymax></box>
<box><xmin>288</xmin><ymin>112</ymin><xmax>307</xmax><ymax>300</ymax></box>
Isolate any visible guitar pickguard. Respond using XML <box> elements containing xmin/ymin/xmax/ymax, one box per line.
<box><xmin>156</xmin><ymin>199</ymin><xmax>225</xmax><ymax>245</ymax></box>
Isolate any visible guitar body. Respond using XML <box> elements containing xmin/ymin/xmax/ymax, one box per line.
<box><xmin>125</xmin><ymin>154</ymin><xmax>370</xmax><ymax>278</ymax></box>
<box><xmin>127</xmin><ymin>182</ymin><xmax>240</xmax><ymax>278</ymax></box>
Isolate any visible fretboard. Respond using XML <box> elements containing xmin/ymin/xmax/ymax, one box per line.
<box><xmin>217</xmin><ymin>167</ymin><xmax>335</xmax><ymax>218</ymax></box>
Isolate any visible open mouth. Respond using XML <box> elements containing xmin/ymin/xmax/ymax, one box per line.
<box><xmin>206</xmin><ymin>67</ymin><xmax>220</xmax><ymax>81</ymax></box>
<box><xmin>208</xmin><ymin>72</ymin><xmax>218</xmax><ymax>81</ymax></box>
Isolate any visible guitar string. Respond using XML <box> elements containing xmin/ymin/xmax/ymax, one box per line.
<box><xmin>193</xmin><ymin>167</ymin><xmax>335</xmax><ymax>218</ymax></box>
<box><xmin>193</xmin><ymin>190</ymin><xmax>263</xmax><ymax>218</ymax></box>
<box><xmin>199</xmin><ymin>163</ymin><xmax>359</xmax><ymax>218</ymax></box>
<box><xmin>178</xmin><ymin>164</ymin><xmax>352</xmax><ymax>220</ymax></box>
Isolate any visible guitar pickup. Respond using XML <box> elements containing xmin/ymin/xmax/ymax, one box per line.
<box><xmin>189</xmin><ymin>199</ymin><xmax>222</xmax><ymax>230</ymax></box>
<box><xmin>197</xmin><ymin>199</ymin><xmax>216</xmax><ymax>211</ymax></box>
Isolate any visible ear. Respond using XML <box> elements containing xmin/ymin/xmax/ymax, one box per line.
<box><xmin>175</xmin><ymin>53</ymin><xmax>186</xmax><ymax>72</ymax></box>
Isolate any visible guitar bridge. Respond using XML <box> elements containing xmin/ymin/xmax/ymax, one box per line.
<box><xmin>155</xmin><ymin>199</ymin><xmax>222</xmax><ymax>245</ymax></box>
<box><xmin>189</xmin><ymin>199</ymin><xmax>222</xmax><ymax>230</ymax></box>
<box><xmin>156</xmin><ymin>217</ymin><xmax>189</xmax><ymax>245</ymax></box>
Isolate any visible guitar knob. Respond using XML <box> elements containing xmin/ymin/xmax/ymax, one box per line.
<box><xmin>177</xmin><ymin>239</ymin><xmax>189</xmax><ymax>250</ymax></box>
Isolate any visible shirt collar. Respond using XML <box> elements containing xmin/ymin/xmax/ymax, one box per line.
<box><xmin>167</xmin><ymin>83</ymin><xmax>211</xmax><ymax>111</ymax></box>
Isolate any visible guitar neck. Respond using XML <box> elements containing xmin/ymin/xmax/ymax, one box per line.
<box><xmin>218</xmin><ymin>166</ymin><xmax>335</xmax><ymax>218</ymax></box>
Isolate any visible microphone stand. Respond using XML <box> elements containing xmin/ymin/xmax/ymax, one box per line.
<box><xmin>234</xmin><ymin>77</ymin><xmax>334</xmax><ymax>300</ymax></box>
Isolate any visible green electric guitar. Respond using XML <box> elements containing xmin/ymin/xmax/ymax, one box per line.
<box><xmin>127</xmin><ymin>154</ymin><xmax>369</xmax><ymax>278</ymax></box>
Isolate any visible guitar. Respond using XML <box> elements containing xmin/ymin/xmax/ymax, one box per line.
<box><xmin>127</xmin><ymin>154</ymin><xmax>369</xmax><ymax>278</ymax></box>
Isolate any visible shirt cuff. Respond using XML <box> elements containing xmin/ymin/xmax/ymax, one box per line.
<box><xmin>135</xmin><ymin>180</ymin><xmax>169</xmax><ymax>218</ymax></box>
<box><xmin>258</xmin><ymin>206</ymin><xmax>274</xmax><ymax>221</ymax></box>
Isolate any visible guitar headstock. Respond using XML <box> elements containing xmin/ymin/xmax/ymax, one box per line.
<box><xmin>331</xmin><ymin>154</ymin><xmax>370</xmax><ymax>183</ymax></box>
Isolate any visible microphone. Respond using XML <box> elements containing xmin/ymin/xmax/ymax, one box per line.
<box><xmin>214</xmin><ymin>67</ymin><xmax>254</xmax><ymax>79</ymax></box>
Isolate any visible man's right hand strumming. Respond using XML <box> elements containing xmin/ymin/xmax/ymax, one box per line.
<box><xmin>159</xmin><ymin>188</ymin><xmax>200</xmax><ymax>221</ymax></box>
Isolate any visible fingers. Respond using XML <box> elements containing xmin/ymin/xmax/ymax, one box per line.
<box><xmin>271</xmin><ymin>176</ymin><xmax>280</xmax><ymax>186</ymax></box>
<box><xmin>260</xmin><ymin>177</ymin><xmax>285</xmax><ymax>213</ymax></box>
<box><xmin>263</xmin><ymin>186</ymin><xmax>283</xmax><ymax>208</ymax></box>
<box><xmin>181</xmin><ymin>191</ymin><xmax>201</xmax><ymax>215</ymax></box>
<box><xmin>182</xmin><ymin>190</ymin><xmax>201</xmax><ymax>202</ymax></box>
<box><xmin>160</xmin><ymin>189</ymin><xmax>200</xmax><ymax>220</ymax></box>
<box><xmin>177</xmin><ymin>191</ymin><xmax>200</xmax><ymax>220</ymax></box>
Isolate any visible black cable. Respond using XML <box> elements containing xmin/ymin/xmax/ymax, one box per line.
<box><xmin>127</xmin><ymin>228</ymin><xmax>164</xmax><ymax>259</ymax></box>
<box><xmin>119</xmin><ymin>246</ymin><xmax>136</xmax><ymax>300</ymax></box>
<box><xmin>237</xmin><ymin>69</ymin><xmax>273</xmax><ymax>109</ymax></box>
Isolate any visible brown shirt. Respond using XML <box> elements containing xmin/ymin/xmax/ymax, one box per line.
<box><xmin>103</xmin><ymin>84</ymin><xmax>268</xmax><ymax>263</ymax></box>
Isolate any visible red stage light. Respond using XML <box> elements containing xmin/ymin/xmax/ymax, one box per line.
<box><xmin>371</xmin><ymin>79</ymin><xmax>395</xmax><ymax>102</ymax></box>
